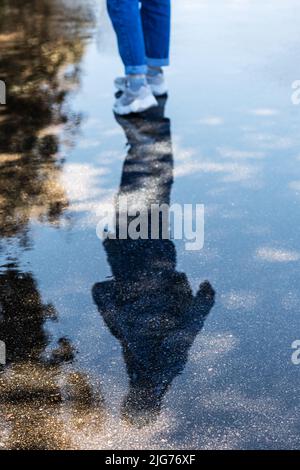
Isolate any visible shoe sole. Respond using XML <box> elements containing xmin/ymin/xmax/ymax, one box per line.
<box><xmin>114</xmin><ymin>94</ymin><xmax>158</xmax><ymax>115</ymax></box>
<box><xmin>150</xmin><ymin>82</ymin><xmax>168</xmax><ymax>97</ymax></box>
<box><xmin>115</xmin><ymin>81</ymin><xmax>168</xmax><ymax>97</ymax></box>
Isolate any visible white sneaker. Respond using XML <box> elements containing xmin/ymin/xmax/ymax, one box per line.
<box><xmin>113</xmin><ymin>84</ymin><xmax>158</xmax><ymax>115</ymax></box>
<box><xmin>115</xmin><ymin>73</ymin><xmax>168</xmax><ymax>97</ymax></box>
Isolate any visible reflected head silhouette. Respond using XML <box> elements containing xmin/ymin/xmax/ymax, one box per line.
<box><xmin>93</xmin><ymin>97</ymin><xmax>215</xmax><ymax>427</ymax></box>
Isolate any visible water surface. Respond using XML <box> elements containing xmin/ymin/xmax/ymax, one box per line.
<box><xmin>0</xmin><ymin>0</ymin><xmax>300</xmax><ymax>450</ymax></box>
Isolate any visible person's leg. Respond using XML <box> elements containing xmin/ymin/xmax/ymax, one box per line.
<box><xmin>107</xmin><ymin>0</ymin><xmax>158</xmax><ymax>114</ymax></box>
<box><xmin>107</xmin><ymin>0</ymin><xmax>147</xmax><ymax>75</ymax></box>
<box><xmin>141</xmin><ymin>0</ymin><xmax>171</xmax><ymax>70</ymax></box>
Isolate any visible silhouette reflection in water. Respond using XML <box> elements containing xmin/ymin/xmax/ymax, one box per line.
<box><xmin>93</xmin><ymin>97</ymin><xmax>215</xmax><ymax>427</ymax></box>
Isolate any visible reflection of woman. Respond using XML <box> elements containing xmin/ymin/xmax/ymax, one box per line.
<box><xmin>107</xmin><ymin>0</ymin><xmax>171</xmax><ymax>115</ymax></box>
<box><xmin>93</xmin><ymin>97</ymin><xmax>215</xmax><ymax>426</ymax></box>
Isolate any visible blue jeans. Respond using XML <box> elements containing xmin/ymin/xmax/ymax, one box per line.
<box><xmin>107</xmin><ymin>0</ymin><xmax>171</xmax><ymax>75</ymax></box>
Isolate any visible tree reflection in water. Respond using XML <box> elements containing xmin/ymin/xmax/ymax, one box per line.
<box><xmin>0</xmin><ymin>0</ymin><xmax>94</xmax><ymax>241</ymax></box>
<box><xmin>0</xmin><ymin>0</ymin><xmax>105</xmax><ymax>450</ymax></box>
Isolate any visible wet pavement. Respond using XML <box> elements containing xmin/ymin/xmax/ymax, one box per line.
<box><xmin>0</xmin><ymin>0</ymin><xmax>300</xmax><ymax>450</ymax></box>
